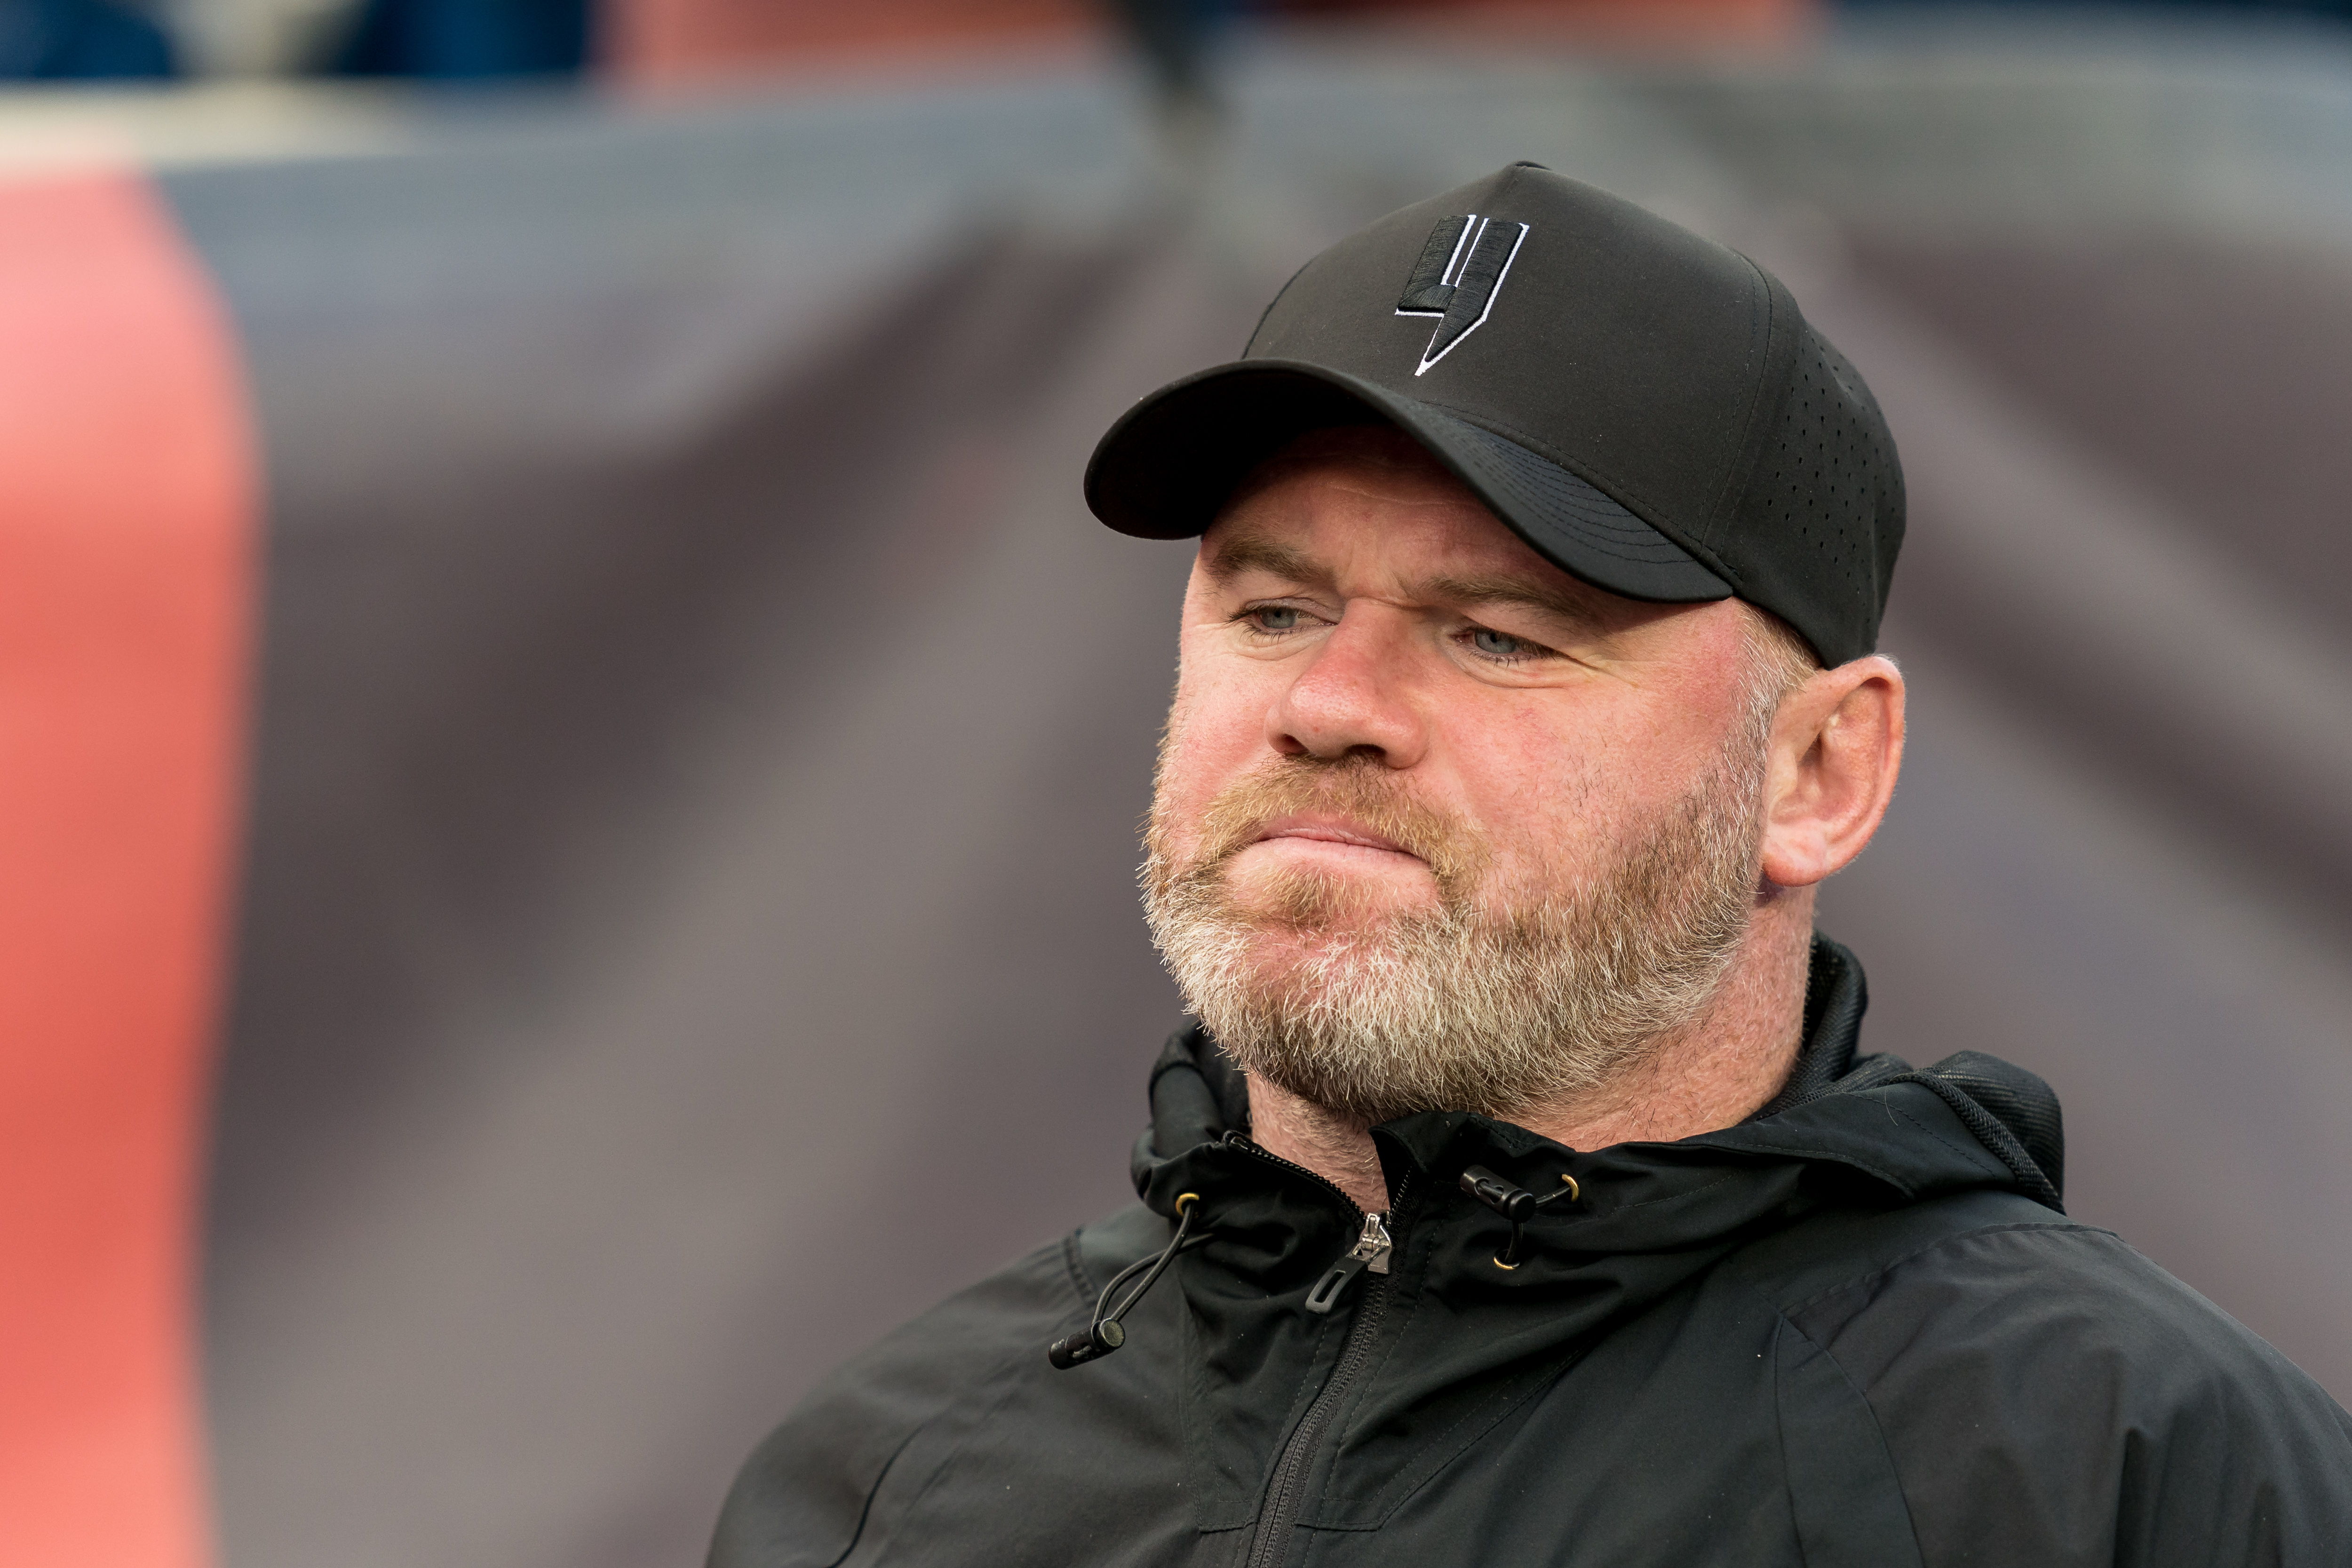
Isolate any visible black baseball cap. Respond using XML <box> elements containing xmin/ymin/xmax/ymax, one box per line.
<box><xmin>1084</xmin><ymin>162</ymin><xmax>1903</xmax><ymax>667</ymax></box>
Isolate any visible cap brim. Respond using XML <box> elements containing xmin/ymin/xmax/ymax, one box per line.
<box><xmin>1084</xmin><ymin>361</ymin><xmax>1731</xmax><ymax>604</ymax></box>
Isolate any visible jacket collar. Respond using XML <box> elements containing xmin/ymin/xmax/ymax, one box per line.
<box><xmin>1130</xmin><ymin>935</ymin><xmax>2063</xmax><ymax>1241</ymax></box>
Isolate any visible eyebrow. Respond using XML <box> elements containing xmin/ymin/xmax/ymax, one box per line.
<box><xmin>1422</xmin><ymin>573</ymin><xmax>1613</xmax><ymax>640</ymax></box>
<box><xmin>1202</xmin><ymin>532</ymin><xmax>1317</xmax><ymax>585</ymax></box>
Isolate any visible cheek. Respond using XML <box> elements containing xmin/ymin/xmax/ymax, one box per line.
<box><xmin>1158</xmin><ymin>657</ymin><xmax>1274</xmax><ymax>841</ymax></box>
<box><xmin>1447</xmin><ymin>713</ymin><xmax>1605</xmax><ymax>867</ymax></box>
<box><xmin>1438</xmin><ymin>696</ymin><xmax>1712</xmax><ymax>879</ymax></box>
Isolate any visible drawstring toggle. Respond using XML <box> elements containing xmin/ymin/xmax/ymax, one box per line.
<box><xmin>1461</xmin><ymin>1165</ymin><xmax>1580</xmax><ymax>1270</ymax></box>
<box><xmin>1049</xmin><ymin>1193</ymin><xmax>1211</xmax><ymax>1369</ymax></box>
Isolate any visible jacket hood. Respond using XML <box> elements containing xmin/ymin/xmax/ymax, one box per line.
<box><xmin>1123</xmin><ymin>937</ymin><xmax>2068</xmax><ymax>1531</ymax></box>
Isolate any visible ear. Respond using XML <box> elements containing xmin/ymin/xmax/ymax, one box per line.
<box><xmin>1758</xmin><ymin>655</ymin><xmax>1906</xmax><ymax>889</ymax></box>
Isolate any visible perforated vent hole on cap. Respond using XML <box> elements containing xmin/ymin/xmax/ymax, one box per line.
<box><xmin>1748</xmin><ymin>330</ymin><xmax>1893</xmax><ymax>634</ymax></box>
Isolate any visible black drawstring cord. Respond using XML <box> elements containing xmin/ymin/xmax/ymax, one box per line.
<box><xmin>1050</xmin><ymin>1166</ymin><xmax>1569</xmax><ymax>1370</ymax></box>
<box><xmin>1459</xmin><ymin>1166</ymin><xmax>1580</xmax><ymax>1270</ymax></box>
<box><xmin>1049</xmin><ymin>1193</ymin><xmax>1211</xmax><ymax>1369</ymax></box>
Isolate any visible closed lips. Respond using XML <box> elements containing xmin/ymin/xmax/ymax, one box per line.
<box><xmin>1253</xmin><ymin>817</ymin><xmax>1421</xmax><ymax>859</ymax></box>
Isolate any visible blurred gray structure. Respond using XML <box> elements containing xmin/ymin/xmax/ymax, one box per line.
<box><xmin>119</xmin><ymin>16</ymin><xmax>2352</xmax><ymax>1566</ymax></box>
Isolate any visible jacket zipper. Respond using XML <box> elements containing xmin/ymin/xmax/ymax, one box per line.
<box><xmin>1222</xmin><ymin>1131</ymin><xmax>1393</xmax><ymax>1316</ymax></box>
<box><xmin>1223</xmin><ymin>1129</ymin><xmax>1367</xmax><ymax>1219</ymax></box>
<box><xmin>1304</xmin><ymin>1211</ymin><xmax>1393</xmax><ymax>1314</ymax></box>
<box><xmin>1241</xmin><ymin>1164</ymin><xmax>1417</xmax><ymax>1568</ymax></box>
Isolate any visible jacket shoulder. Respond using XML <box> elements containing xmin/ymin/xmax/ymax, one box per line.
<box><xmin>1751</xmin><ymin>1201</ymin><xmax>2352</xmax><ymax>1566</ymax></box>
<box><xmin>707</xmin><ymin>1204</ymin><xmax>1167</xmax><ymax>1568</ymax></box>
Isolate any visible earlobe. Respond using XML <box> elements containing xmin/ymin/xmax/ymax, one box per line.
<box><xmin>1756</xmin><ymin>657</ymin><xmax>1905</xmax><ymax>889</ymax></box>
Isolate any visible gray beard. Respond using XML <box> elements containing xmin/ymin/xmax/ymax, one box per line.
<box><xmin>1140</xmin><ymin>736</ymin><xmax>1768</xmax><ymax>1127</ymax></box>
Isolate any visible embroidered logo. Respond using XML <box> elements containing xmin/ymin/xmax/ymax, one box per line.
<box><xmin>1395</xmin><ymin>214</ymin><xmax>1529</xmax><ymax>376</ymax></box>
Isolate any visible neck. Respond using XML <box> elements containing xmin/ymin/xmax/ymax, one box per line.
<box><xmin>1244</xmin><ymin>889</ymin><xmax>1819</xmax><ymax>1213</ymax></box>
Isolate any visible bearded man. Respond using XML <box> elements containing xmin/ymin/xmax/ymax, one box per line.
<box><xmin>710</xmin><ymin>165</ymin><xmax>2352</xmax><ymax>1568</ymax></box>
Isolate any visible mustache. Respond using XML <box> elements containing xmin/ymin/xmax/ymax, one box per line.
<box><xmin>1174</xmin><ymin>753</ymin><xmax>1494</xmax><ymax>903</ymax></box>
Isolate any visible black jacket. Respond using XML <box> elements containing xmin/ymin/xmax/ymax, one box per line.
<box><xmin>712</xmin><ymin>939</ymin><xmax>2352</xmax><ymax>1567</ymax></box>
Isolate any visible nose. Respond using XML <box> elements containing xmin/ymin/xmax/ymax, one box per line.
<box><xmin>1266</xmin><ymin>608</ymin><xmax>1430</xmax><ymax>768</ymax></box>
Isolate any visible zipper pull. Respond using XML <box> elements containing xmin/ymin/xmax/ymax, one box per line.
<box><xmin>1354</xmin><ymin>1211</ymin><xmax>1395</xmax><ymax>1275</ymax></box>
<box><xmin>1304</xmin><ymin>1212</ymin><xmax>1393</xmax><ymax>1315</ymax></box>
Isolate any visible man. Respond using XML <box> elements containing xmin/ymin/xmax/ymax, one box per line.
<box><xmin>711</xmin><ymin>164</ymin><xmax>2352</xmax><ymax>1566</ymax></box>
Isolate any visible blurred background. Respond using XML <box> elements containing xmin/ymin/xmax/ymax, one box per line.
<box><xmin>1</xmin><ymin>1</ymin><xmax>2349</xmax><ymax>1566</ymax></box>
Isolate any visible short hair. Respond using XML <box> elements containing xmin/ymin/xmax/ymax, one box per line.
<box><xmin>1743</xmin><ymin>603</ymin><xmax>1820</xmax><ymax>711</ymax></box>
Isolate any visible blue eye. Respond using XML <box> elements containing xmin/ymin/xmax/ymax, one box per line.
<box><xmin>1470</xmin><ymin>628</ymin><xmax>1525</xmax><ymax>657</ymax></box>
<box><xmin>1254</xmin><ymin>607</ymin><xmax>1302</xmax><ymax>631</ymax></box>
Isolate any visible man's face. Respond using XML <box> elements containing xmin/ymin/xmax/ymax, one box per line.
<box><xmin>1144</xmin><ymin>427</ymin><xmax>1793</xmax><ymax>1124</ymax></box>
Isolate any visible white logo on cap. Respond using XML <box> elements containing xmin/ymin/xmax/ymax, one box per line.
<box><xmin>1395</xmin><ymin>214</ymin><xmax>1530</xmax><ymax>375</ymax></box>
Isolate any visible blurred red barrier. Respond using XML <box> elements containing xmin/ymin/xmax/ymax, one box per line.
<box><xmin>605</xmin><ymin>0</ymin><xmax>1810</xmax><ymax>83</ymax></box>
<box><xmin>609</xmin><ymin>0</ymin><xmax>1102</xmax><ymax>83</ymax></box>
<box><xmin>0</xmin><ymin>167</ymin><xmax>257</xmax><ymax>1568</ymax></box>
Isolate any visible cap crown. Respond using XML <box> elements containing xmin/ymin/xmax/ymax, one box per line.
<box><xmin>1241</xmin><ymin>164</ymin><xmax>1902</xmax><ymax>663</ymax></box>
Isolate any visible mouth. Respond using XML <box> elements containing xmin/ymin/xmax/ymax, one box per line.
<box><xmin>1248</xmin><ymin>814</ymin><xmax>1424</xmax><ymax>863</ymax></box>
